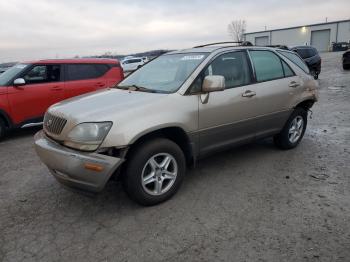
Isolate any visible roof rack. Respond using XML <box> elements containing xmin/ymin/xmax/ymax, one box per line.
<box><xmin>193</xmin><ymin>41</ymin><xmax>253</xmax><ymax>48</ymax></box>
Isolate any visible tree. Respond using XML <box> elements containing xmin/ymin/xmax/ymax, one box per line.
<box><xmin>228</xmin><ymin>20</ymin><xmax>247</xmax><ymax>42</ymax></box>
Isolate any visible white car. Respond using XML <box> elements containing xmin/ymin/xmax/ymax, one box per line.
<box><xmin>121</xmin><ymin>57</ymin><xmax>148</xmax><ymax>72</ymax></box>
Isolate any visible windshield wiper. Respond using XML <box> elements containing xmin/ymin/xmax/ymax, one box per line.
<box><xmin>116</xmin><ymin>85</ymin><xmax>158</xmax><ymax>93</ymax></box>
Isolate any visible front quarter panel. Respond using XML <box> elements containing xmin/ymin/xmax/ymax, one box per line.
<box><xmin>100</xmin><ymin>93</ymin><xmax>199</xmax><ymax>148</ymax></box>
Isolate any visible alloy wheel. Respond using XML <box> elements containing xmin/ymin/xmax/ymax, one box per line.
<box><xmin>288</xmin><ymin>116</ymin><xmax>304</xmax><ymax>143</ymax></box>
<box><xmin>141</xmin><ymin>153</ymin><xmax>178</xmax><ymax>196</ymax></box>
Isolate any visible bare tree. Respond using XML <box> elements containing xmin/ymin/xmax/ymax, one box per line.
<box><xmin>228</xmin><ymin>20</ymin><xmax>247</xmax><ymax>42</ymax></box>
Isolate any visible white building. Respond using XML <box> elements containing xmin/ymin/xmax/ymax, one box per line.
<box><xmin>244</xmin><ymin>19</ymin><xmax>350</xmax><ymax>52</ymax></box>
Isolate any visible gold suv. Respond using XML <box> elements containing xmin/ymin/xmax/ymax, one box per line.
<box><xmin>35</xmin><ymin>43</ymin><xmax>318</xmax><ymax>206</ymax></box>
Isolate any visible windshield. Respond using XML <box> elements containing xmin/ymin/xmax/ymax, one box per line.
<box><xmin>117</xmin><ymin>53</ymin><xmax>208</xmax><ymax>93</ymax></box>
<box><xmin>0</xmin><ymin>64</ymin><xmax>28</xmax><ymax>86</ymax></box>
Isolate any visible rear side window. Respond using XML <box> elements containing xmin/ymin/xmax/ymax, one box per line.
<box><xmin>66</xmin><ymin>64</ymin><xmax>110</xmax><ymax>81</ymax></box>
<box><xmin>282</xmin><ymin>61</ymin><xmax>294</xmax><ymax>77</ymax></box>
<box><xmin>129</xmin><ymin>59</ymin><xmax>142</xmax><ymax>64</ymax></box>
<box><xmin>249</xmin><ymin>50</ymin><xmax>284</xmax><ymax>82</ymax></box>
<box><xmin>278</xmin><ymin>50</ymin><xmax>310</xmax><ymax>74</ymax></box>
<box><xmin>294</xmin><ymin>48</ymin><xmax>316</xmax><ymax>59</ymax></box>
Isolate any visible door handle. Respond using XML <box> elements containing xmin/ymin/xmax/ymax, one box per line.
<box><xmin>242</xmin><ymin>90</ymin><xmax>256</xmax><ymax>97</ymax></box>
<box><xmin>51</xmin><ymin>86</ymin><xmax>63</xmax><ymax>91</ymax></box>
<box><xmin>289</xmin><ymin>81</ymin><xmax>300</xmax><ymax>88</ymax></box>
<box><xmin>95</xmin><ymin>82</ymin><xmax>105</xmax><ymax>87</ymax></box>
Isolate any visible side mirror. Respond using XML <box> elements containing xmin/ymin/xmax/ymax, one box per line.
<box><xmin>13</xmin><ymin>78</ymin><xmax>26</xmax><ymax>87</ymax></box>
<box><xmin>202</xmin><ymin>75</ymin><xmax>225</xmax><ymax>92</ymax></box>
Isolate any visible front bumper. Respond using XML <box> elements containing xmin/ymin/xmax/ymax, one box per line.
<box><xmin>34</xmin><ymin>130</ymin><xmax>124</xmax><ymax>193</ymax></box>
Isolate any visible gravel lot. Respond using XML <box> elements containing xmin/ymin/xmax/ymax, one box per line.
<box><xmin>0</xmin><ymin>52</ymin><xmax>349</xmax><ymax>262</ymax></box>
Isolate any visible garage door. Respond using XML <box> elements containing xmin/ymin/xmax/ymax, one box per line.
<box><xmin>255</xmin><ymin>36</ymin><xmax>269</xmax><ymax>46</ymax></box>
<box><xmin>311</xmin><ymin>30</ymin><xmax>330</xmax><ymax>52</ymax></box>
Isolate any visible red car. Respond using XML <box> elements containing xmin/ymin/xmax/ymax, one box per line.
<box><xmin>0</xmin><ymin>59</ymin><xmax>124</xmax><ymax>140</ymax></box>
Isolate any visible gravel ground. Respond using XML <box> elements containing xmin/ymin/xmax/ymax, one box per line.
<box><xmin>0</xmin><ymin>52</ymin><xmax>349</xmax><ymax>262</ymax></box>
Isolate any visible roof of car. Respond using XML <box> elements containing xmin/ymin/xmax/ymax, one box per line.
<box><xmin>24</xmin><ymin>58</ymin><xmax>120</xmax><ymax>64</ymax></box>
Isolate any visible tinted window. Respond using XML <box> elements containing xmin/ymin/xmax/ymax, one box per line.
<box><xmin>295</xmin><ymin>48</ymin><xmax>316</xmax><ymax>59</ymax></box>
<box><xmin>206</xmin><ymin>51</ymin><xmax>251</xmax><ymax>89</ymax></box>
<box><xmin>250</xmin><ymin>50</ymin><xmax>284</xmax><ymax>82</ymax></box>
<box><xmin>189</xmin><ymin>51</ymin><xmax>252</xmax><ymax>93</ymax></box>
<box><xmin>282</xmin><ymin>61</ymin><xmax>294</xmax><ymax>77</ymax></box>
<box><xmin>278</xmin><ymin>50</ymin><xmax>310</xmax><ymax>74</ymax></box>
<box><xmin>127</xmin><ymin>59</ymin><xmax>142</xmax><ymax>64</ymax></box>
<box><xmin>23</xmin><ymin>65</ymin><xmax>61</xmax><ymax>84</ymax></box>
<box><xmin>66</xmin><ymin>64</ymin><xmax>109</xmax><ymax>81</ymax></box>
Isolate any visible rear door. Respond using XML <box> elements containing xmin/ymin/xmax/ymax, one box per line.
<box><xmin>7</xmin><ymin>64</ymin><xmax>64</xmax><ymax>125</ymax></box>
<box><xmin>248</xmin><ymin>50</ymin><xmax>299</xmax><ymax>138</ymax></box>
<box><xmin>64</xmin><ymin>64</ymin><xmax>108</xmax><ymax>99</ymax></box>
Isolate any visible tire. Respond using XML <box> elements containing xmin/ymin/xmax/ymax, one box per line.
<box><xmin>274</xmin><ymin>107</ymin><xmax>307</xmax><ymax>150</ymax></box>
<box><xmin>343</xmin><ymin>64</ymin><xmax>350</xmax><ymax>70</ymax></box>
<box><xmin>123</xmin><ymin>138</ymin><xmax>186</xmax><ymax>206</ymax></box>
<box><xmin>311</xmin><ymin>70</ymin><xmax>318</xmax><ymax>79</ymax></box>
<box><xmin>0</xmin><ymin>118</ymin><xmax>6</xmax><ymax>141</ymax></box>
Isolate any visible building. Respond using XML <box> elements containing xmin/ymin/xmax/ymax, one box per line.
<box><xmin>244</xmin><ymin>19</ymin><xmax>350</xmax><ymax>52</ymax></box>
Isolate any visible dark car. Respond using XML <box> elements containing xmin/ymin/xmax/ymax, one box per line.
<box><xmin>291</xmin><ymin>46</ymin><xmax>321</xmax><ymax>79</ymax></box>
<box><xmin>343</xmin><ymin>50</ymin><xmax>350</xmax><ymax>70</ymax></box>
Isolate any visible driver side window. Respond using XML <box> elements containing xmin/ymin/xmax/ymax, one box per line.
<box><xmin>190</xmin><ymin>51</ymin><xmax>252</xmax><ymax>93</ymax></box>
<box><xmin>23</xmin><ymin>65</ymin><xmax>61</xmax><ymax>84</ymax></box>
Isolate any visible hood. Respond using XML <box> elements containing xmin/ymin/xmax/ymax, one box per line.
<box><xmin>48</xmin><ymin>88</ymin><xmax>168</xmax><ymax>122</ymax></box>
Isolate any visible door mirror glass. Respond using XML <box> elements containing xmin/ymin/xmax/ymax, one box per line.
<box><xmin>13</xmin><ymin>78</ymin><xmax>26</xmax><ymax>86</ymax></box>
<box><xmin>202</xmin><ymin>75</ymin><xmax>225</xmax><ymax>92</ymax></box>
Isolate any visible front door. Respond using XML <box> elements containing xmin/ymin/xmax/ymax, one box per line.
<box><xmin>196</xmin><ymin>51</ymin><xmax>258</xmax><ymax>156</ymax></box>
<box><xmin>7</xmin><ymin>64</ymin><xmax>64</xmax><ymax>125</ymax></box>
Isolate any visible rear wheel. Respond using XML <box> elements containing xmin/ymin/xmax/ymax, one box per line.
<box><xmin>0</xmin><ymin>118</ymin><xmax>6</xmax><ymax>141</ymax></box>
<box><xmin>274</xmin><ymin>108</ymin><xmax>307</xmax><ymax>150</ymax></box>
<box><xmin>123</xmin><ymin>138</ymin><xmax>186</xmax><ymax>206</ymax></box>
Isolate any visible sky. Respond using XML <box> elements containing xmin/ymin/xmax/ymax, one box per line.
<box><xmin>0</xmin><ymin>0</ymin><xmax>349</xmax><ymax>62</ymax></box>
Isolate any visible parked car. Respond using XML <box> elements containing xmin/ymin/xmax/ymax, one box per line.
<box><xmin>34</xmin><ymin>44</ymin><xmax>318</xmax><ymax>206</ymax></box>
<box><xmin>0</xmin><ymin>58</ymin><xmax>124</xmax><ymax>140</ymax></box>
<box><xmin>121</xmin><ymin>57</ymin><xmax>149</xmax><ymax>72</ymax></box>
<box><xmin>291</xmin><ymin>46</ymin><xmax>321</xmax><ymax>79</ymax></box>
<box><xmin>342</xmin><ymin>50</ymin><xmax>350</xmax><ymax>70</ymax></box>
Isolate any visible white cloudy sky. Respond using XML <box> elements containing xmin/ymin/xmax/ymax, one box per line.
<box><xmin>0</xmin><ymin>0</ymin><xmax>349</xmax><ymax>62</ymax></box>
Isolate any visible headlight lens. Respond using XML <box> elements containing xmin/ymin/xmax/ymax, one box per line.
<box><xmin>64</xmin><ymin>122</ymin><xmax>112</xmax><ymax>151</ymax></box>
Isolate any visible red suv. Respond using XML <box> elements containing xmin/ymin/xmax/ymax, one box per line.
<box><xmin>0</xmin><ymin>59</ymin><xmax>124</xmax><ymax>140</ymax></box>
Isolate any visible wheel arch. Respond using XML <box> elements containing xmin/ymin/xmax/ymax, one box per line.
<box><xmin>294</xmin><ymin>99</ymin><xmax>315</xmax><ymax>111</ymax></box>
<box><xmin>126</xmin><ymin>126</ymin><xmax>195</xmax><ymax>166</ymax></box>
<box><xmin>0</xmin><ymin>109</ymin><xmax>13</xmax><ymax>128</ymax></box>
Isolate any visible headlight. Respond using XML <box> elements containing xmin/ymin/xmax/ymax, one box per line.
<box><xmin>64</xmin><ymin>122</ymin><xmax>112</xmax><ymax>151</ymax></box>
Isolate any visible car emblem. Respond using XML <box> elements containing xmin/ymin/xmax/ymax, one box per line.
<box><xmin>46</xmin><ymin>119</ymin><xmax>53</xmax><ymax>127</ymax></box>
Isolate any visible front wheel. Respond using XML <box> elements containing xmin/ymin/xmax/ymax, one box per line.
<box><xmin>123</xmin><ymin>138</ymin><xmax>186</xmax><ymax>206</ymax></box>
<box><xmin>274</xmin><ymin>108</ymin><xmax>308</xmax><ymax>150</ymax></box>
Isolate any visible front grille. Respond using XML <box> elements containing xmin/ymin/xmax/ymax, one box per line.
<box><xmin>44</xmin><ymin>112</ymin><xmax>67</xmax><ymax>135</ymax></box>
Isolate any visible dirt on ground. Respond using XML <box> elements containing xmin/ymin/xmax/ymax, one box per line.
<box><xmin>0</xmin><ymin>51</ymin><xmax>349</xmax><ymax>262</ymax></box>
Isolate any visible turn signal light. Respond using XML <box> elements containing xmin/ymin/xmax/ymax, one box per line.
<box><xmin>84</xmin><ymin>163</ymin><xmax>104</xmax><ymax>172</ymax></box>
